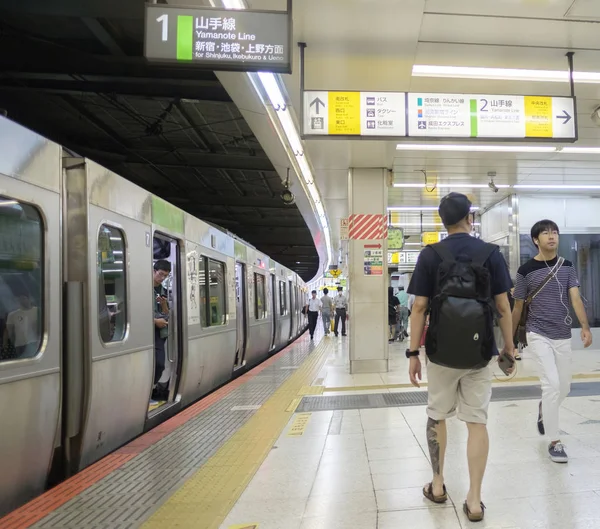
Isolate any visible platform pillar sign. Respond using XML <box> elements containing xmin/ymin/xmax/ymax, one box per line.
<box><xmin>340</xmin><ymin>217</ymin><xmax>349</xmax><ymax>240</ymax></box>
<box><xmin>348</xmin><ymin>168</ymin><xmax>389</xmax><ymax>374</ymax></box>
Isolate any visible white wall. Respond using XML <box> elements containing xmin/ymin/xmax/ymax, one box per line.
<box><xmin>518</xmin><ymin>196</ymin><xmax>600</xmax><ymax>234</ymax></box>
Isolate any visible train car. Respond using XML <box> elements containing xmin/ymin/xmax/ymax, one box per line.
<box><xmin>0</xmin><ymin>116</ymin><xmax>308</xmax><ymax>516</ymax></box>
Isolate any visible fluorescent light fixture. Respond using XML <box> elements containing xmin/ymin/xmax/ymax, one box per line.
<box><xmin>393</xmin><ymin>183</ymin><xmax>510</xmax><ymax>189</ymax></box>
<box><xmin>395</xmin><ymin>143</ymin><xmax>556</xmax><ymax>153</ymax></box>
<box><xmin>388</xmin><ymin>206</ymin><xmax>479</xmax><ymax>211</ymax></box>
<box><xmin>560</xmin><ymin>147</ymin><xmax>600</xmax><ymax>154</ymax></box>
<box><xmin>390</xmin><ymin>222</ymin><xmax>481</xmax><ymax>227</ymax></box>
<box><xmin>405</xmin><ymin>242</ymin><xmax>423</xmax><ymax>246</ymax></box>
<box><xmin>412</xmin><ymin>65</ymin><xmax>600</xmax><ymax>84</ymax></box>
<box><xmin>513</xmin><ymin>184</ymin><xmax>600</xmax><ymax>190</ymax></box>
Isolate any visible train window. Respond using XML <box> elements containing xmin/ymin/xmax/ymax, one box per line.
<box><xmin>207</xmin><ymin>259</ymin><xmax>226</xmax><ymax>326</ymax></box>
<box><xmin>98</xmin><ymin>225</ymin><xmax>127</xmax><ymax>343</ymax></box>
<box><xmin>254</xmin><ymin>273</ymin><xmax>266</xmax><ymax>319</ymax></box>
<box><xmin>0</xmin><ymin>197</ymin><xmax>43</xmax><ymax>361</ymax></box>
<box><xmin>279</xmin><ymin>281</ymin><xmax>287</xmax><ymax>316</ymax></box>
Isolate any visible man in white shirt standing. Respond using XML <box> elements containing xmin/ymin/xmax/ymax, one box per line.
<box><xmin>334</xmin><ymin>287</ymin><xmax>348</xmax><ymax>337</ymax></box>
<box><xmin>320</xmin><ymin>288</ymin><xmax>334</xmax><ymax>337</ymax></box>
<box><xmin>307</xmin><ymin>290</ymin><xmax>321</xmax><ymax>340</ymax></box>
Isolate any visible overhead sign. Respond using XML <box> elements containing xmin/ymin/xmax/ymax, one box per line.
<box><xmin>302</xmin><ymin>91</ymin><xmax>576</xmax><ymax>141</ymax></box>
<box><xmin>304</xmin><ymin>91</ymin><xmax>407</xmax><ymax>137</ymax></box>
<box><xmin>144</xmin><ymin>4</ymin><xmax>291</xmax><ymax>73</ymax></box>
<box><xmin>408</xmin><ymin>93</ymin><xmax>575</xmax><ymax>139</ymax></box>
<box><xmin>388</xmin><ymin>227</ymin><xmax>404</xmax><ymax>250</ymax></box>
<box><xmin>422</xmin><ymin>232</ymin><xmax>441</xmax><ymax>245</ymax></box>
<box><xmin>388</xmin><ymin>251</ymin><xmax>420</xmax><ymax>265</ymax></box>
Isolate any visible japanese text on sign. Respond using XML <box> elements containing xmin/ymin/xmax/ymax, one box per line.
<box><xmin>145</xmin><ymin>5</ymin><xmax>291</xmax><ymax>73</ymax></box>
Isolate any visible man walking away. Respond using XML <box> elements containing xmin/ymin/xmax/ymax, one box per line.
<box><xmin>388</xmin><ymin>287</ymin><xmax>401</xmax><ymax>342</ymax></box>
<box><xmin>512</xmin><ymin>219</ymin><xmax>592</xmax><ymax>463</ymax></box>
<box><xmin>307</xmin><ymin>290</ymin><xmax>321</xmax><ymax>340</ymax></box>
<box><xmin>320</xmin><ymin>288</ymin><xmax>334</xmax><ymax>336</ymax></box>
<box><xmin>334</xmin><ymin>286</ymin><xmax>348</xmax><ymax>337</ymax></box>
<box><xmin>407</xmin><ymin>192</ymin><xmax>514</xmax><ymax>523</ymax></box>
<box><xmin>396</xmin><ymin>286</ymin><xmax>410</xmax><ymax>340</ymax></box>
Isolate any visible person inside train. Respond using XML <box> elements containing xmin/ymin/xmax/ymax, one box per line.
<box><xmin>320</xmin><ymin>288</ymin><xmax>334</xmax><ymax>336</ymax></box>
<box><xmin>307</xmin><ymin>290</ymin><xmax>321</xmax><ymax>340</ymax></box>
<box><xmin>152</xmin><ymin>259</ymin><xmax>171</xmax><ymax>404</ymax></box>
<box><xmin>3</xmin><ymin>291</ymin><xmax>39</xmax><ymax>359</ymax></box>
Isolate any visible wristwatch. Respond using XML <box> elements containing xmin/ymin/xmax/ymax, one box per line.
<box><xmin>405</xmin><ymin>349</ymin><xmax>420</xmax><ymax>358</ymax></box>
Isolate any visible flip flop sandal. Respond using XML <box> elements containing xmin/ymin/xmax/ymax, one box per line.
<box><xmin>422</xmin><ymin>483</ymin><xmax>448</xmax><ymax>504</ymax></box>
<box><xmin>463</xmin><ymin>501</ymin><xmax>485</xmax><ymax>522</ymax></box>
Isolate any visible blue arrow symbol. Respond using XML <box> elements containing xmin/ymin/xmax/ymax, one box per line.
<box><xmin>556</xmin><ymin>110</ymin><xmax>572</xmax><ymax>124</ymax></box>
<box><xmin>310</xmin><ymin>97</ymin><xmax>325</xmax><ymax>115</ymax></box>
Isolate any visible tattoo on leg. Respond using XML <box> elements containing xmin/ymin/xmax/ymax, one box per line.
<box><xmin>427</xmin><ymin>418</ymin><xmax>441</xmax><ymax>475</ymax></box>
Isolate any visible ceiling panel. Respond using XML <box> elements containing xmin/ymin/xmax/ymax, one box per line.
<box><xmin>424</xmin><ymin>0</ymin><xmax>575</xmax><ymax>18</ymax></box>
<box><xmin>420</xmin><ymin>12</ymin><xmax>600</xmax><ymax>49</ymax></box>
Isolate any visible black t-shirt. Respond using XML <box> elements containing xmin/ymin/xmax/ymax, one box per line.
<box><xmin>407</xmin><ymin>233</ymin><xmax>513</xmax><ymax>300</ymax></box>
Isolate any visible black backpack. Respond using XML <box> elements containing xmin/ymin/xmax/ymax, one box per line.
<box><xmin>425</xmin><ymin>241</ymin><xmax>497</xmax><ymax>369</ymax></box>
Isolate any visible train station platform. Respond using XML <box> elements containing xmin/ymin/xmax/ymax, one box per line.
<box><xmin>4</xmin><ymin>331</ymin><xmax>600</xmax><ymax>529</ymax></box>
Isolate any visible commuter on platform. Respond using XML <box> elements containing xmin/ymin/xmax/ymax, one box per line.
<box><xmin>396</xmin><ymin>286</ymin><xmax>410</xmax><ymax>340</ymax></box>
<box><xmin>333</xmin><ymin>286</ymin><xmax>348</xmax><ymax>337</ymax></box>
<box><xmin>512</xmin><ymin>219</ymin><xmax>592</xmax><ymax>464</ymax></box>
<box><xmin>407</xmin><ymin>192</ymin><xmax>514</xmax><ymax>522</ymax></box>
<box><xmin>388</xmin><ymin>287</ymin><xmax>400</xmax><ymax>342</ymax></box>
<box><xmin>320</xmin><ymin>288</ymin><xmax>334</xmax><ymax>336</ymax></box>
<box><xmin>307</xmin><ymin>290</ymin><xmax>321</xmax><ymax>340</ymax></box>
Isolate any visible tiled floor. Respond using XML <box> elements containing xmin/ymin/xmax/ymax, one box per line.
<box><xmin>221</xmin><ymin>335</ymin><xmax>600</xmax><ymax>529</ymax></box>
<box><xmin>318</xmin><ymin>336</ymin><xmax>600</xmax><ymax>392</ymax></box>
<box><xmin>221</xmin><ymin>400</ymin><xmax>600</xmax><ymax>529</ymax></box>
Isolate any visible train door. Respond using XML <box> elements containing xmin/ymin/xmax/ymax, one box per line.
<box><xmin>233</xmin><ymin>262</ymin><xmax>247</xmax><ymax>369</ymax></box>
<box><xmin>0</xmin><ymin>185</ymin><xmax>61</xmax><ymax>515</ymax></box>
<box><xmin>270</xmin><ymin>273</ymin><xmax>277</xmax><ymax>350</ymax></box>
<box><xmin>288</xmin><ymin>281</ymin><xmax>294</xmax><ymax>340</ymax></box>
<box><xmin>150</xmin><ymin>233</ymin><xmax>183</xmax><ymax>413</ymax></box>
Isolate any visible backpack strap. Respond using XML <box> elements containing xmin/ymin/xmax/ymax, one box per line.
<box><xmin>429</xmin><ymin>242</ymin><xmax>455</xmax><ymax>263</ymax></box>
<box><xmin>472</xmin><ymin>242</ymin><xmax>498</xmax><ymax>267</ymax></box>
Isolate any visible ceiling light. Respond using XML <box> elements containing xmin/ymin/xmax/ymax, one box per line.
<box><xmin>390</xmin><ymin>222</ymin><xmax>481</xmax><ymax>227</ymax></box>
<box><xmin>393</xmin><ymin>183</ymin><xmax>510</xmax><ymax>189</ymax></box>
<box><xmin>388</xmin><ymin>206</ymin><xmax>479</xmax><ymax>211</ymax></box>
<box><xmin>513</xmin><ymin>184</ymin><xmax>600</xmax><ymax>190</ymax></box>
<box><xmin>412</xmin><ymin>65</ymin><xmax>600</xmax><ymax>84</ymax></box>
<box><xmin>560</xmin><ymin>147</ymin><xmax>600</xmax><ymax>154</ymax></box>
<box><xmin>395</xmin><ymin>144</ymin><xmax>556</xmax><ymax>153</ymax></box>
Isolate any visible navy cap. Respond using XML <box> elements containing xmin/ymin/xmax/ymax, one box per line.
<box><xmin>438</xmin><ymin>192</ymin><xmax>472</xmax><ymax>226</ymax></box>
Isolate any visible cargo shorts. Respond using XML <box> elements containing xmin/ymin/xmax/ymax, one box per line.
<box><xmin>426</xmin><ymin>361</ymin><xmax>492</xmax><ymax>425</ymax></box>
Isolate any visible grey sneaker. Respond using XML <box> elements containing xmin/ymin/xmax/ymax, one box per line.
<box><xmin>549</xmin><ymin>442</ymin><xmax>568</xmax><ymax>463</ymax></box>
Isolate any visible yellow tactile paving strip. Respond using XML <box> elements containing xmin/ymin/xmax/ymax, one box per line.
<box><xmin>141</xmin><ymin>340</ymin><xmax>332</xmax><ymax>529</ymax></box>
<box><xmin>324</xmin><ymin>372</ymin><xmax>600</xmax><ymax>393</ymax></box>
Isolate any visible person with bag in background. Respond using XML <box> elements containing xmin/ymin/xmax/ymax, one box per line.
<box><xmin>320</xmin><ymin>288</ymin><xmax>334</xmax><ymax>336</ymax></box>
<box><xmin>512</xmin><ymin>219</ymin><xmax>592</xmax><ymax>463</ymax></box>
<box><xmin>407</xmin><ymin>192</ymin><xmax>514</xmax><ymax>522</ymax></box>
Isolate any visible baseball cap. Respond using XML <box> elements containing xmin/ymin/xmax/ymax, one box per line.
<box><xmin>438</xmin><ymin>192</ymin><xmax>472</xmax><ymax>226</ymax></box>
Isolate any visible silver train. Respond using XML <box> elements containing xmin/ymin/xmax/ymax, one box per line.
<box><xmin>0</xmin><ymin>117</ymin><xmax>308</xmax><ymax>516</ymax></box>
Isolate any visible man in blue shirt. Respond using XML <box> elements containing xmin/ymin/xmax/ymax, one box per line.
<box><xmin>395</xmin><ymin>287</ymin><xmax>409</xmax><ymax>340</ymax></box>
<box><xmin>407</xmin><ymin>192</ymin><xmax>513</xmax><ymax>522</ymax></box>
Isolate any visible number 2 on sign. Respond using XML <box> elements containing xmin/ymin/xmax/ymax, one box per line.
<box><xmin>480</xmin><ymin>99</ymin><xmax>488</xmax><ymax>112</ymax></box>
<box><xmin>156</xmin><ymin>14</ymin><xmax>168</xmax><ymax>41</ymax></box>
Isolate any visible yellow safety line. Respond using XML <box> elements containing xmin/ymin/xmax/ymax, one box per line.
<box><xmin>324</xmin><ymin>372</ymin><xmax>600</xmax><ymax>393</ymax></box>
<box><xmin>141</xmin><ymin>340</ymin><xmax>332</xmax><ymax>529</ymax></box>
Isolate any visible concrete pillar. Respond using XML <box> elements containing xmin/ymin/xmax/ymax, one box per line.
<box><xmin>348</xmin><ymin>168</ymin><xmax>389</xmax><ymax>374</ymax></box>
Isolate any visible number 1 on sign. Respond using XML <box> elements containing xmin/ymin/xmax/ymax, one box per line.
<box><xmin>156</xmin><ymin>14</ymin><xmax>168</xmax><ymax>41</ymax></box>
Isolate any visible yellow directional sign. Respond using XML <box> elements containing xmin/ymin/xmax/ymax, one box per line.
<box><xmin>422</xmin><ymin>232</ymin><xmax>440</xmax><ymax>245</ymax></box>
<box><xmin>328</xmin><ymin>92</ymin><xmax>360</xmax><ymax>135</ymax></box>
<box><xmin>525</xmin><ymin>96</ymin><xmax>552</xmax><ymax>138</ymax></box>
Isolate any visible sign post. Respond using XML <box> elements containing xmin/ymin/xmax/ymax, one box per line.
<box><xmin>144</xmin><ymin>4</ymin><xmax>292</xmax><ymax>73</ymax></box>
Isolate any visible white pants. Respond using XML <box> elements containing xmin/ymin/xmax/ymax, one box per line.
<box><xmin>527</xmin><ymin>332</ymin><xmax>572</xmax><ymax>441</ymax></box>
